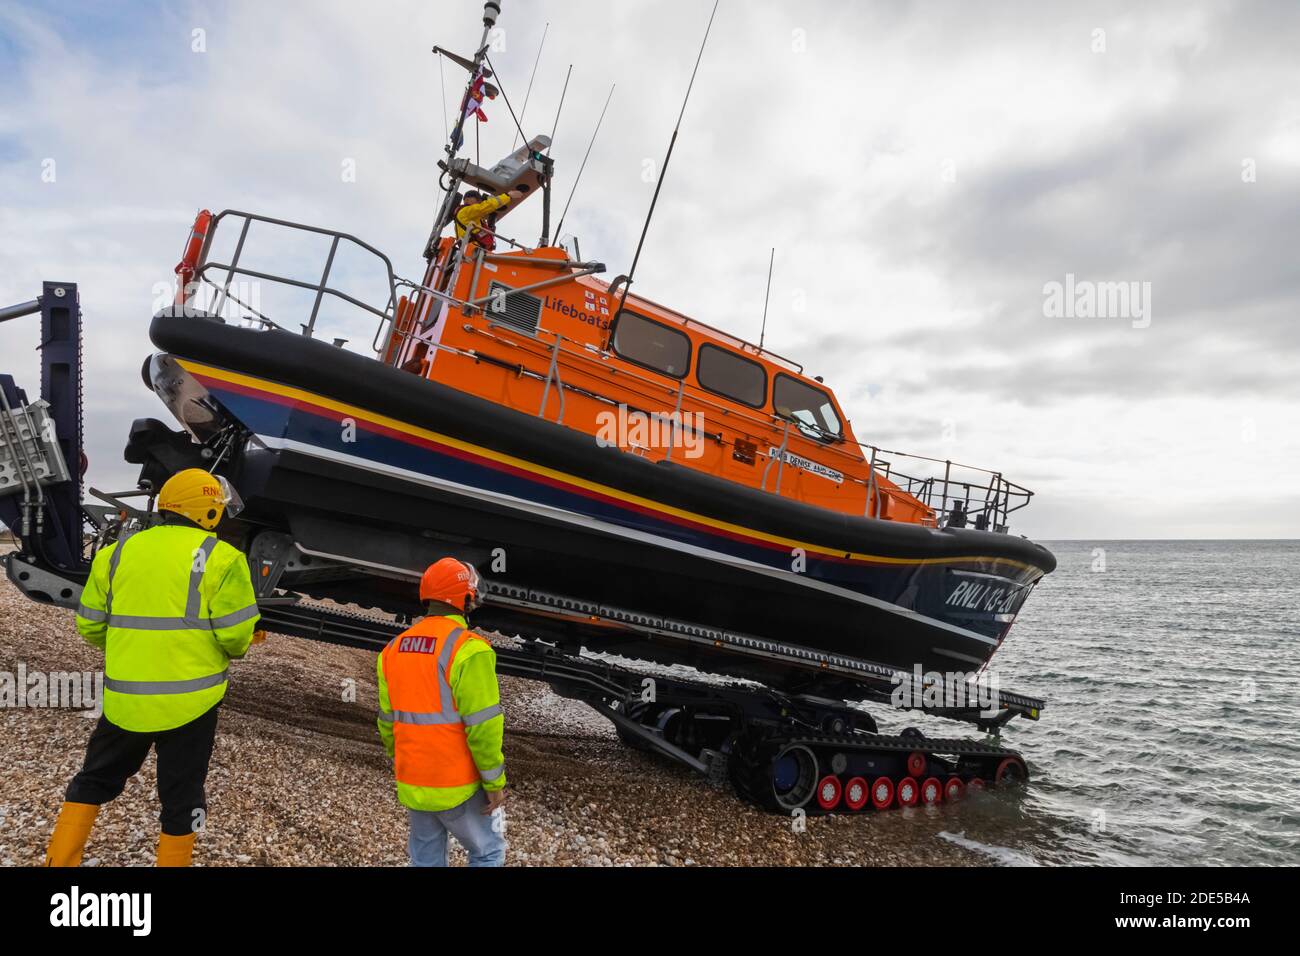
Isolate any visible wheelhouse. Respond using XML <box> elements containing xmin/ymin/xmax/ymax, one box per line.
<box><xmin>384</xmin><ymin>240</ymin><xmax>936</xmax><ymax>523</ymax></box>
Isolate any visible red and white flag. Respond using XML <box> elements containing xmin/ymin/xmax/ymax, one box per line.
<box><xmin>452</xmin><ymin>71</ymin><xmax>496</xmax><ymax>150</ymax></box>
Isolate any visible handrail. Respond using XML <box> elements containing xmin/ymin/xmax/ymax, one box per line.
<box><xmin>373</xmin><ymin>274</ymin><xmax>480</xmax><ymax>356</ymax></box>
<box><xmin>466</xmin><ymin>320</ymin><xmax>783</xmax><ymax>448</ymax></box>
<box><xmin>193</xmin><ymin>209</ymin><xmax>401</xmax><ymax>342</ymax></box>
<box><xmin>468</xmin><ymin>262</ymin><xmax>606</xmax><ymax>311</ymax></box>
<box><xmin>866</xmin><ymin>447</ymin><xmax>879</xmax><ymax>518</ymax></box>
<box><xmin>761</xmin><ymin>421</ymin><xmax>792</xmax><ymax>494</ymax></box>
<box><xmin>470</xmin><ymin>329</ymin><xmax>720</xmax><ymax>448</ymax></box>
<box><xmin>664</xmin><ymin>379</ymin><xmax>686</xmax><ymax>463</ymax></box>
<box><xmin>378</xmin><ymin>240</ymin><xmax>603</xmax><ymax>359</ymax></box>
<box><xmin>537</xmin><ymin>333</ymin><xmax>567</xmax><ymax>424</ymax></box>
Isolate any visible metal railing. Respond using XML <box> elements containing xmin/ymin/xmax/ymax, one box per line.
<box><xmin>861</xmin><ymin>450</ymin><xmax>1034</xmax><ymax>532</ymax></box>
<box><xmin>189</xmin><ymin>210</ymin><xmax>403</xmax><ymax>343</ymax></box>
<box><xmin>368</xmin><ymin>240</ymin><xmax>603</xmax><ymax>366</ymax></box>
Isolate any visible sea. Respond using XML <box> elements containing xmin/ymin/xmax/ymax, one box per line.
<box><xmin>901</xmin><ymin>540</ymin><xmax>1300</xmax><ymax>866</ymax></box>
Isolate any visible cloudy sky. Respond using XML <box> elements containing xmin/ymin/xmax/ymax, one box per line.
<box><xmin>2</xmin><ymin>0</ymin><xmax>1297</xmax><ymax>540</ymax></box>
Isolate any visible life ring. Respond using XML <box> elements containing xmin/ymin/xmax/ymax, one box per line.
<box><xmin>174</xmin><ymin>209</ymin><xmax>213</xmax><ymax>306</ymax></box>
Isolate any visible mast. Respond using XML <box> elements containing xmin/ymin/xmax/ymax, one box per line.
<box><xmin>424</xmin><ymin>0</ymin><xmax>504</xmax><ymax>261</ymax></box>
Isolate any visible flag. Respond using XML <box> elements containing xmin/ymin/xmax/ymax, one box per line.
<box><xmin>451</xmin><ymin>71</ymin><xmax>497</xmax><ymax>151</ymax></box>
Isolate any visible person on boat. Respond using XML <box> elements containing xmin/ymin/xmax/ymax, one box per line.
<box><xmin>430</xmin><ymin>187</ymin><xmax>525</xmax><ymax>295</ymax></box>
<box><xmin>946</xmin><ymin>500</ymin><xmax>969</xmax><ymax>529</ymax></box>
<box><xmin>376</xmin><ymin>558</ymin><xmax>507</xmax><ymax>867</ymax></box>
<box><xmin>45</xmin><ymin>469</ymin><xmax>262</xmax><ymax>867</ymax></box>
<box><xmin>454</xmin><ymin>188</ymin><xmax>524</xmax><ymax>252</ymax></box>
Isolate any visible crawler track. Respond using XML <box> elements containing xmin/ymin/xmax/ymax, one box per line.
<box><xmin>257</xmin><ymin>593</ymin><xmax>1034</xmax><ymax>815</ymax></box>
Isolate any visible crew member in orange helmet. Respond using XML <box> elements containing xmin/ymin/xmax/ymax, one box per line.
<box><xmin>376</xmin><ymin>558</ymin><xmax>507</xmax><ymax>867</ymax></box>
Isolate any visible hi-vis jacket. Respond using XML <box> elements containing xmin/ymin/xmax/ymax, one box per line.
<box><xmin>75</xmin><ymin>524</ymin><xmax>260</xmax><ymax>733</ymax></box>
<box><xmin>454</xmin><ymin>193</ymin><xmax>513</xmax><ymax>250</ymax></box>
<box><xmin>376</xmin><ymin>615</ymin><xmax>506</xmax><ymax>812</ymax></box>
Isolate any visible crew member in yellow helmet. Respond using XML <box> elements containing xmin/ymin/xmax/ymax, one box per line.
<box><xmin>44</xmin><ymin>469</ymin><xmax>262</xmax><ymax>867</ymax></box>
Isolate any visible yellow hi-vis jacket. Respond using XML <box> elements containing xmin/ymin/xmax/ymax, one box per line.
<box><xmin>75</xmin><ymin>524</ymin><xmax>260</xmax><ymax>733</ymax></box>
<box><xmin>376</xmin><ymin>614</ymin><xmax>506</xmax><ymax>812</ymax></box>
<box><xmin>453</xmin><ymin>193</ymin><xmax>513</xmax><ymax>247</ymax></box>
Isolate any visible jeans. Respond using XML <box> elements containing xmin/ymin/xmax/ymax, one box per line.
<box><xmin>408</xmin><ymin>790</ymin><xmax>506</xmax><ymax>867</ymax></box>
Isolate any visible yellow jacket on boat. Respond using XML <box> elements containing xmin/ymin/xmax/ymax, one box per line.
<box><xmin>454</xmin><ymin>194</ymin><xmax>512</xmax><ymax>246</ymax></box>
<box><xmin>75</xmin><ymin>524</ymin><xmax>260</xmax><ymax>733</ymax></box>
<box><xmin>376</xmin><ymin>614</ymin><xmax>507</xmax><ymax>812</ymax></box>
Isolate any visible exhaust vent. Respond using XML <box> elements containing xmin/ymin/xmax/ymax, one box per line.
<box><xmin>486</xmin><ymin>282</ymin><xmax>543</xmax><ymax>337</ymax></box>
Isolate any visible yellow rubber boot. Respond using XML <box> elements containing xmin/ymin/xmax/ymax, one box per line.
<box><xmin>44</xmin><ymin>802</ymin><xmax>100</xmax><ymax>867</ymax></box>
<box><xmin>156</xmin><ymin>832</ymin><xmax>197</xmax><ymax>867</ymax></box>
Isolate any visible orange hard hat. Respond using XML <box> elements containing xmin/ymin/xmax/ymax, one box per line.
<box><xmin>419</xmin><ymin>558</ymin><xmax>482</xmax><ymax>612</ymax></box>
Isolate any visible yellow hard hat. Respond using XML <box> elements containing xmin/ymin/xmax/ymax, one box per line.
<box><xmin>157</xmin><ymin>469</ymin><xmax>243</xmax><ymax>531</ymax></box>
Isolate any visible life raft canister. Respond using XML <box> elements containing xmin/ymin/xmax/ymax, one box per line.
<box><xmin>174</xmin><ymin>209</ymin><xmax>214</xmax><ymax>307</ymax></box>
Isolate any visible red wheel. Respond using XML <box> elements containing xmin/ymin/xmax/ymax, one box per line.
<box><xmin>816</xmin><ymin>775</ymin><xmax>843</xmax><ymax>811</ymax></box>
<box><xmin>897</xmin><ymin>777</ymin><xmax>920</xmax><ymax>807</ymax></box>
<box><xmin>968</xmin><ymin>778</ymin><xmax>986</xmax><ymax>792</ymax></box>
<box><xmin>906</xmin><ymin>751</ymin><xmax>927</xmax><ymax>777</ymax></box>
<box><xmin>870</xmin><ymin>776</ymin><xmax>895</xmax><ymax>810</ymax></box>
<box><xmin>920</xmin><ymin>777</ymin><xmax>943</xmax><ymax>805</ymax></box>
<box><xmin>944</xmin><ymin>777</ymin><xmax>966</xmax><ymax>802</ymax></box>
<box><xmin>844</xmin><ymin>777</ymin><xmax>870</xmax><ymax>812</ymax></box>
<box><xmin>994</xmin><ymin>757</ymin><xmax>1028</xmax><ymax>787</ymax></box>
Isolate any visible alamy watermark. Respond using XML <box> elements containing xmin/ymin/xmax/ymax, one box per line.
<box><xmin>595</xmin><ymin>405</ymin><xmax>706</xmax><ymax>459</ymax></box>
<box><xmin>50</xmin><ymin>886</ymin><xmax>151</xmax><ymax>936</ymax></box>
<box><xmin>1043</xmin><ymin>274</ymin><xmax>1152</xmax><ymax>329</ymax></box>
<box><xmin>891</xmin><ymin>665</ymin><xmax>1001</xmax><ymax>719</ymax></box>
<box><xmin>1</xmin><ymin>665</ymin><xmax>102</xmax><ymax>717</ymax></box>
<box><xmin>153</xmin><ymin>281</ymin><xmax>263</xmax><ymax>322</ymax></box>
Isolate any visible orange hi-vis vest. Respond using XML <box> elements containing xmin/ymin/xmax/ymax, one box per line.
<box><xmin>379</xmin><ymin>617</ymin><xmax>486</xmax><ymax>791</ymax></box>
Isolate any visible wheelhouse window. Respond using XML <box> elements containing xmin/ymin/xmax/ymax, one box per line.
<box><xmin>697</xmin><ymin>344</ymin><xmax>767</xmax><ymax>408</ymax></box>
<box><xmin>773</xmin><ymin>374</ymin><xmax>842</xmax><ymax>441</ymax></box>
<box><xmin>612</xmin><ymin>311</ymin><xmax>691</xmax><ymax>379</ymax></box>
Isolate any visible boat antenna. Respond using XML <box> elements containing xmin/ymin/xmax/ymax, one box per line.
<box><xmin>537</xmin><ymin>63</ymin><xmax>573</xmax><ymax>247</ymax></box>
<box><xmin>484</xmin><ymin>52</ymin><xmax>538</xmax><ymax>151</ymax></box>
<box><xmin>759</xmin><ymin>247</ymin><xmax>775</xmax><ymax>351</ymax></box>
<box><xmin>513</xmin><ymin>21</ymin><xmax>549</xmax><ymax>150</ymax></box>
<box><xmin>546</xmin><ymin>64</ymin><xmax>574</xmax><ymax>156</ymax></box>
<box><xmin>555</xmin><ymin>83</ymin><xmax>616</xmax><ymax>240</ymax></box>
<box><xmin>438</xmin><ymin>51</ymin><xmax>449</xmax><ymax>141</ymax></box>
<box><xmin>424</xmin><ymin>0</ymin><xmax>505</xmax><ymax>260</ymax></box>
<box><xmin>609</xmin><ymin>0</ymin><xmax>722</xmax><ymax>336</ymax></box>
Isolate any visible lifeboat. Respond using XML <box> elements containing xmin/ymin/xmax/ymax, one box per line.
<box><xmin>137</xmin><ymin>218</ymin><xmax>1054</xmax><ymax>682</ymax></box>
<box><xmin>128</xmin><ymin>8</ymin><xmax>1055</xmax><ymax>691</ymax></box>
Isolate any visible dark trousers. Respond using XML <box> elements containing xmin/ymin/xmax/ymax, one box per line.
<box><xmin>66</xmin><ymin>704</ymin><xmax>221</xmax><ymax>837</ymax></box>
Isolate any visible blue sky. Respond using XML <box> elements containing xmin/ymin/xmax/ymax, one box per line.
<box><xmin>0</xmin><ymin>0</ymin><xmax>193</xmax><ymax>73</ymax></box>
